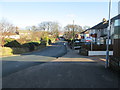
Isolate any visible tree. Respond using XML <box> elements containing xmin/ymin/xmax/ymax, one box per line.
<box><xmin>82</xmin><ymin>25</ymin><xmax>90</xmax><ymax>31</ymax></box>
<box><xmin>25</xmin><ymin>26</ymin><xmax>32</xmax><ymax>31</ymax></box>
<box><xmin>31</xmin><ymin>26</ymin><xmax>38</xmax><ymax>31</ymax></box>
<box><xmin>37</xmin><ymin>21</ymin><xmax>61</xmax><ymax>38</ymax></box>
<box><xmin>50</xmin><ymin>22</ymin><xmax>60</xmax><ymax>38</ymax></box>
<box><xmin>64</xmin><ymin>24</ymin><xmax>83</xmax><ymax>40</ymax></box>
<box><xmin>0</xmin><ymin>19</ymin><xmax>17</xmax><ymax>46</ymax></box>
<box><xmin>38</xmin><ymin>21</ymin><xmax>53</xmax><ymax>31</ymax></box>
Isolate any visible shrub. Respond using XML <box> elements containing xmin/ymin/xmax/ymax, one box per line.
<box><xmin>40</xmin><ymin>40</ymin><xmax>46</xmax><ymax>45</ymax></box>
<box><xmin>4</xmin><ymin>38</ymin><xmax>15</xmax><ymax>45</ymax></box>
<box><xmin>22</xmin><ymin>43</ymin><xmax>33</xmax><ymax>51</ymax></box>
<box><xmin>22</xmin><ymin>42</ymin><xmax>40</xmax><ymax>51</ymax></box>
<box><xmin>4</xmin><ymin>40</ymin><xmax>21</xmax><ymax>47</ymax></box>
<box><xmin>11</xmin><ymin>47</ymin><xmax>29</xmax><ymax>54</ymax></box>
<box><xmin>28</xmin><ymin>42</ymin><xmax>40</xmax><ymax>46</ymax></box>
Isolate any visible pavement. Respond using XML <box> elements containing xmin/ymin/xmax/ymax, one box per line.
<box><xmin>2</xmin><ymin>42</ymin><xmax>120</xmax><ymax>88</ymax></box>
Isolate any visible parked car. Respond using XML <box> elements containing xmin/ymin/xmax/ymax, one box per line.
<box><xmin>73</xmin><ymin>40</ymin><xmax>81</xmax><ymax>50</ymax></box>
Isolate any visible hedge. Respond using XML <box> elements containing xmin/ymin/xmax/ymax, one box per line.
<box><xmin>81</xmin><ymin>44</ymin><xmax>113</xmax><ymax>51</ymax></box>
<box><xmin>1</xmin><ymin>40</ymin><xmax>47</xmax><ymax>56</ymax></box>
<box><xmin>4</xmin><ymin>40</ymin><xmax>21</xmax><ymax>47</ymax></box>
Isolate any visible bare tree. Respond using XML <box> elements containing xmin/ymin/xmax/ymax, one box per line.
<box><xmin>50</xmin><ymin>22</ymin><xmax>60</xmax><ymax>38</ymax></box>
<box><xmin>31</xmin><ymin>26</ymin><xmax>38</xmax><ymax>31</ymax></box>
<box><xmin>37</xmin><ymin>21</ymin><xmax>61</xmax><ymax>38</ymax></box>
<box><xmin>82</xmin><ymin>25</ymin><xmax>90</xmax><ymax>30</ymax></box>
<box><xmin>38</xmin><ymin>21</ymin><xmax>53</xmax><ymax>31</ymax></box>
<box><xmin>64</xmin><ymin>24</ymin><xmax>83</xmax><ymax>40</ymax></box>
<box><xmin>25</xmin><ymin>26</ymin><xmax>32</xmax><ymax>31</ymax></box>
<box><xmin>0</xmin><ymin>19</ymin><xmax>17</xmax><ymax>46</ymax></box>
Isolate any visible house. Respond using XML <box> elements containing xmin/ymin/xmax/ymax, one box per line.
<box><xmin>109</xmin><ymin>14</ymin><xmax>120</xmax><ymax>71</ymax></box>
<box><xmin>87</xmin><ymin>14</ymin><xmax>120</xmax><ymax>70</ymax></box>
<box><xmin>80</xmin><ymin>30</ymin><xmax>91</xmax><ymax>42</ymax></box>
<box><xmin>6</xmin><ymin>35</ymin><xmax>20</xmax><ymax>39</ymax></box>
<box><xmin>79</xmin><ymin>14</ymin><xmax>120</xmax><ymax>56</ymax></box>
<box><xmin>86</xmin><ymin>14</ymin><xmax>120</xmax><ymax>45</ymax></box>
<box><xmin>1</xmin><ymin>32</ymin><xmax>20</xmax><ymax>39</ymax></box>
<box><xmin>88</xmin><ymin>19</ymin><xmax>109</xmax><ymax>45</ymax></box>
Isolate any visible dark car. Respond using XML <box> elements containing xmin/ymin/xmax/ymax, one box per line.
<box><xmin>73</xmin><ymin>40</ymin><xmax>82</xmax><ymax>50</ymax></box>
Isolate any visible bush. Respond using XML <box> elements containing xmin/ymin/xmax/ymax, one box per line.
<box><xmin>29</xmin><ymin>42</ymin><xmax>40</xmax><ymax>46</ymax></box>
<box><xmin>40</xmin><ymin>40</ymin><xmax>46</xmax><ymax>45</ymax></box>
<box><xmin>4</xmin><ymin>38</ymin><xmax>15</xmax><ymax>45</ymax></box>
<box><xmin>11</xmin><ymin>47</ymin><xmax>29</xmax><ymax>54</ymax></box>
<box><xmin>22</xmin><ymin>42</ymin><xmax>40</xmax><ymax>51</ymax></box>
<box><xmin>4</xmin><ymin>40</ymin><xmax>21</xmax><ymax>47</ymax></box>
<box><xmin>22</xmin><ymin>43</ymin><xmax>33</xmax><ymax>51</ymax></box>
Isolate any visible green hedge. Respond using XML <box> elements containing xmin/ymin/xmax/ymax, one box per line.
<box><xmin>4</xmin><ymin>40</ymin><xmax>21</xmax><ymax>47</ymax></box>
<box><xmin>22</xmin><ymin>42</ymin><xmax>41</xmax><ymax>51</ymax></box>
<box><xmin>1</xmin><ymin>44</ymin><xmax>46</xmax><ymax>56</ymax></box>
<box><xmin>1</xmin><ymin>40</ymin><xmax>47</xmax><ymax>56</ymax></box>
<box><xmin>4</xmin><ymin>38</ymin><xmax>15</xmax><ymax>45</ymax></box>
<box><xmin>11</xmin><ymin>47</ymin><xmax>30</xmax><ymax>54</ymax></box>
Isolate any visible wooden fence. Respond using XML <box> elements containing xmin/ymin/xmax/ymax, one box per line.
<box><xmin>113</xmin><ymin>39</ymin><xmax>120</xmax><ymax>57</ymax></box>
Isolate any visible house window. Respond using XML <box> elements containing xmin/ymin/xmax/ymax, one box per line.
<box><xmin>114</xmin><ymin>19</ymin><xmax>120</xmax><ymax>26</ymax></box>
<box><xmin>114</xmin><ymin>19</ymin><xmax>120</xmax><ymax>39</ymax></box>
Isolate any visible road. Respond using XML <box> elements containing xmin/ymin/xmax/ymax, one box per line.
<box><xmin>2</xmin><ymin>41</ymin><xmax>67</xmax><ymax>77</ymax></box>
<box><xmin>2</xmin><ymin>42</ymin><xmax>120</xmax><ymax>88</ymax></box>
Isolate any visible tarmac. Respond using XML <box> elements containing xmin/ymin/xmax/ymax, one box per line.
<box><xmin>2</xmin><ymin>43</ymin><xmax>120</xmax><ymax>88</ymax></box>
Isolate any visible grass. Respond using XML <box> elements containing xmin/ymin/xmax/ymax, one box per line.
<box><xmin>0</xmin><ymin>47</ymin><xmax>13</xmax><ymax>57</ymax></box>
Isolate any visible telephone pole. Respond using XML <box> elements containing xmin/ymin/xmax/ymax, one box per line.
<box><xmin>72</xmin><ymin>20</ymin><xmax>75</xmax><ymax>50</ymax></box>
<box><xmin>106</xmin><ymin>0</ymin><xmax>112</xmax><ymax>68</ymax></box>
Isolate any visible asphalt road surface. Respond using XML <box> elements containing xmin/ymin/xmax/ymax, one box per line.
<box><xmin>2</xmin><ymin>42</ymin><xmax>120</xmax><ymax>88</ymax></box>
<box><xmin>2</xmin><ymin>41</ymin><xmax>67</xmax><ymax>77</ymax></box>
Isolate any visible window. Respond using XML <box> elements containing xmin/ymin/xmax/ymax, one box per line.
<box><xmin>114</xmin><ymin>19</ymin><xmax>120</xmax><ymax>26</ymax></box>
<box><xmin>114</xmin><ymin>19</ymin><xmax>120</xmax><ymax>39</ymax></box>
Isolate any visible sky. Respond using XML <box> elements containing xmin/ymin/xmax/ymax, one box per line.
<box><xmin>0</xmin><ymin>1</ymin><xmax>119</xmax><ymax>29</ymax></box>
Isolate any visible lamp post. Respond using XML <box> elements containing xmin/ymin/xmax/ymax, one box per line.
<box><xmin>106</xmin><ymin>0</ymin><xmax>112</xmax><ymax>68</ymax></box>
<box><xmin>72</xmin><ymin>20</ymin><xmax>75</xmax><ymax>50</ymax></box>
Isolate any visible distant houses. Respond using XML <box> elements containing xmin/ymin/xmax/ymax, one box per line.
<box><xmin>80</xmin><ymin>30</ymin><xmax>91</xmax><ymax>42</ymax></box>
<box><xmin>4</xmin><ymin>33</ymin><xmax>20</xmax><ymax>39</ymax></box>
<box><xmin>81</xmin><ymin>14</ymin><xmax>120</xmax><ymax>46</ymax></box>
<box><xmin>80</xmin><ymin>14</ymin><xmax>120</xmax><ymax>70</ymax></box>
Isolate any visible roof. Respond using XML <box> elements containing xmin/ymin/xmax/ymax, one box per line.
<box><xmin>111</xmin><ymin>14</ymin><xmax>120</xmax><ymax>22</ymax></box>
<box><xmin>80</xmin><ymin>30</ymin><xmax>89</xmax><ymax>34</ymax></box>
<box><xmin>86</xmin><ymin>14</ymin><xmax>120</xmax><ymax>30</ymax></box>
<box><xmin>80</xmin><ymin>30</ymin><xmax>87</xmax><ymax>34</ymax></box>
<box><xmin>90</xmin><ymin>21</ymin><xmax>108</xmax><ymax>29</ymax></box>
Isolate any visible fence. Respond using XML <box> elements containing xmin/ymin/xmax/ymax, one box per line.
<box><xmin>113</xmin><ymin>39</ymin><xmax>120</xmax><ymax>57</ymax></box>
<box><xmin>81</xmin><ymin>44</ymin><xmax>113</xmax><ymax>51</ymax></box>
